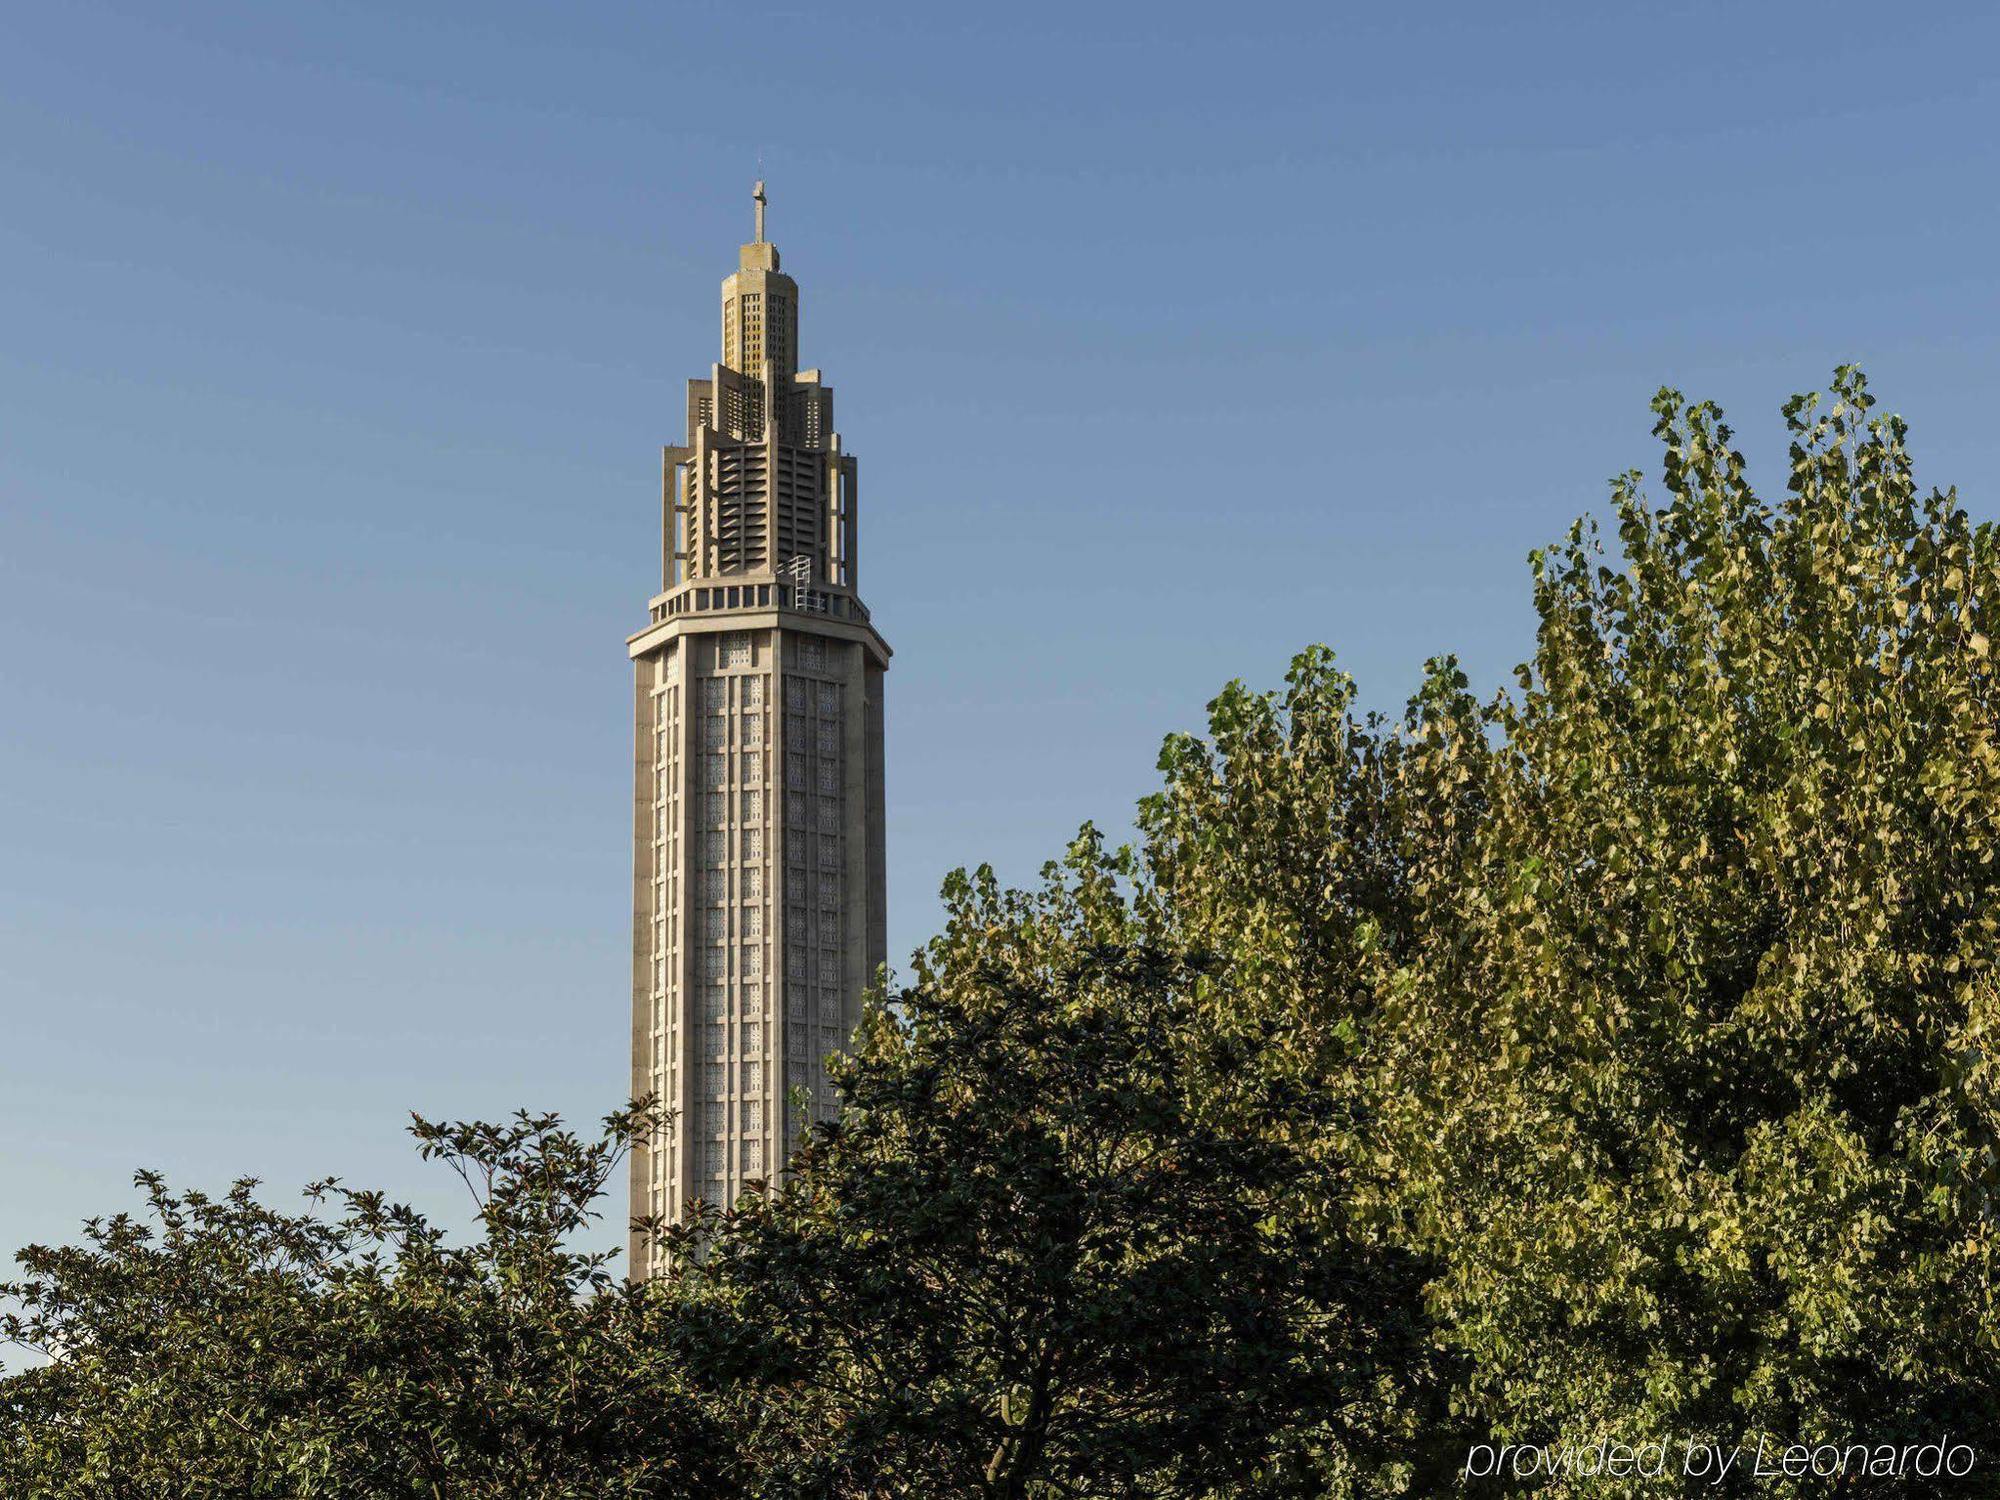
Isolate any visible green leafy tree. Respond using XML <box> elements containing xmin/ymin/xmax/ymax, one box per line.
<box><xmin>674</xmin><ymin>846</ymin><xmax>1432</xmax><ymax>1497</ymax></box>
<box><xmin>1135</xmin><ymin>645</ymin><xmax>1489</xmax><ymax>1488</ymax></box>
<box><xmin>1</xmin><ymin>1106</ymin><xmax>728</xmax><ymax>1498</ymax></box>
<box><xmin>1375</xmin><ymin>371</ymin><xmax>2000</xmax><ymax>1488</ymax></box>
<box><xmin>1136</xmin><ymin>368</ymin><xmax>2000</xmax><ymax>1489</ymax></box>
<box><xmin>13</xmin><ymin>366</ymin><xmax>1997</xmax><ymax>1497</ymax></box>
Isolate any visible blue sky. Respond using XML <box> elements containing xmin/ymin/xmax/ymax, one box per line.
<box><xmin>4</xmin><ymin>1</ymin><xmax>1996</xmax><ymax>1269</ymax></box>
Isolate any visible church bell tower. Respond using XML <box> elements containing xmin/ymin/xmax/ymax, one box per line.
<box><xmin>627</xmin><ymin>186</ymin><xmax>890</xmax><ymax>1270</ymax></box>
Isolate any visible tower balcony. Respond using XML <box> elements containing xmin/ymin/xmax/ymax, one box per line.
<box><xmin>644</xmin><ymin>572</ymin><xmax>871</xmax><ymax>629</ymax></box>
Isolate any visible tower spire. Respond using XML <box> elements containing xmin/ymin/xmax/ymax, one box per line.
<box><xmin>753</xmin><ymin>180</ymin><xmax>767</xmax><ymax>243</ymax></box>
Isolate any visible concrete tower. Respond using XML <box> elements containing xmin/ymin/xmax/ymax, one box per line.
<box><xmin>627</xmin><ymin>186</ymin><xmax>889</xmax><ymax>1268</ymax></box>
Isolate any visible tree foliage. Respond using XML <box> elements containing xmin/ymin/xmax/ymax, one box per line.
<box><xmin>0</xmin><ymin>1108</ymin><xmax>728</xmax><ymax>1497</ymax></box>
<box><xmin>1132</xmin><ymin>367</ymin><xmax>2000</xmax><ymax>1490</ymax></box>
<box><xmin>8</xmin><ymin>369</ymin><xmax>1998</xmax><ymax>1494</ymax></box>
<box><xmin>1362</xmin><ymin>369</ymin><xmax>2000</xmax><ymax>1483</ymax></box>
<box><xmin>678</xmin><ymin>855</ymin><xmax>1435</xmax><ymax>1497</ymax></box>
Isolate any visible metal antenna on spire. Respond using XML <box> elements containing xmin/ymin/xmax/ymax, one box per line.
<box><xmin>753</xmin><ymin>180</ymin><xmax>767</xmax><ymax>243</ymax></box>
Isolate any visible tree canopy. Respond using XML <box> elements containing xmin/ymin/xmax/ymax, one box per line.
<box><xmin>8</xmin><ymin>369</ymin><xmax>1998</xmax><ymax>1495</ymax></box>
<box><xmin>0</xmin><ymin>1106</ymin><xmax>728</xmax><ymax>1496</ymax></box>
<box><xmin>1134</xmin><ymin>368</ymin><xmax>2000</xmax><ymax>1492</ymax></box>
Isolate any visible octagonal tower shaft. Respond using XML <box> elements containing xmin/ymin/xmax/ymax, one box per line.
<box><xmin>626</xmin><ymin>189</ymin><xmax>890</xmax><ymax>1269</ymax></box>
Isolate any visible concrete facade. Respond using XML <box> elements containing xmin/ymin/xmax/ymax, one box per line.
<box><xmin>628</xmin><ymin>186</ymin><xmax>890</xmax><ymax>1271</ymax></box>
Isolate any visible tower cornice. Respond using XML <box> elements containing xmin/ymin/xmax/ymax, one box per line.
<box><xmin>626</xmin><ymin>609</ymin><xmax>892</xmax><ymax>672</ymax></box>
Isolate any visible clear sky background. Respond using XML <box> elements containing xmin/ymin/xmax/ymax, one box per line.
<box><xmin>4</xmin><ymin>2</ymin><xmax>1997</xmax><ymax>1277</ymax></box>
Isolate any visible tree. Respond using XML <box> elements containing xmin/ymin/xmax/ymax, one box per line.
<box><xmin>1135</xmin><ymin>644</ymin><xmax>1489</xmax><ymax>1490</ymax></box>
<box><xmin>1136</xmin><ymin>368</ymin><xmax>2000</xmax><ymax>1490</ymax></box>
<box><xmin>14</xmin><ymin>366</ymin><xmax>1997</xmax><ymax>1496</ymax></box>
<box><xmin>673</xmin><ymin>845</ymin><xmax>1433</xmax><ymax>1498</ymax></box>
<box><xmin>1380</xmin><ymin>370</ymin><xmax>2000</xmax><ymax>1487</ymax></box>
<box><xmin>0</xmin><ymin>1106</ymin><xmax>729</xmax><ymax>1498</ymax></box>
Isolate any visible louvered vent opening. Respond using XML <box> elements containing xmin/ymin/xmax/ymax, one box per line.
<box><xmin>714</xmin><ymin>449</ymin><xmax>769</xmax><ymax>573</ymax></box>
